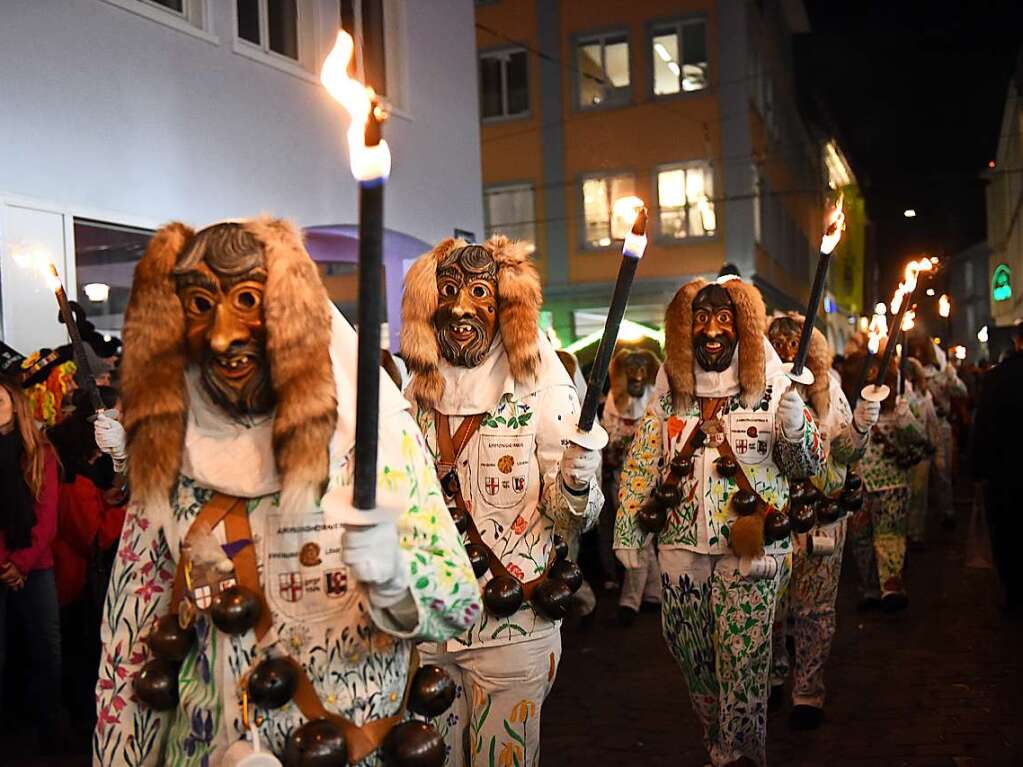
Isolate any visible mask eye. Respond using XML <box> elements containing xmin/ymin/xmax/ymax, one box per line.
<box><xmin>440</xmin><ymin>282</ymin><xmax>458</xmax><ymax>297</ymax></box>
<box><xmin>235</xmin><ymin>290</ymin><xmax>260</xmax><ymax>310</ymax></box>
<box><xmin>471</xmin><ymin>284</ymin><xmax>490</xmax><ymax>299</ymax></box>
<box><xmin>191</xmin><ymin>295</ymin><xmax>213</xmax><ymax>314</ymax></box>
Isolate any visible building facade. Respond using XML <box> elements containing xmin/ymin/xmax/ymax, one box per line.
<box><xmin>0</xmin><ymin>0</ymin><xmax>483</xmax><ymax>354</ymax></box>
<box><xmin>946</xmin><ymin>241</ymin><xmax>993</xmax><ymax>363</ymax></box>
<box><xmin>476</xmin><ymin>0</ymin><xmax>829</xmax><ymax>343</ymax></box>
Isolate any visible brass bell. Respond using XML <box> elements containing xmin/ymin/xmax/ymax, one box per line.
<box><xmin>789</xmin><ymin>502</ymin><xmax>817</xmax><ymax>534</ymax></box>
<box><xmin>731</xmin><ymin>490</ymin><xmax>758</xmax><ymax>517</ymax></box>
<box><xmin>483</xmin><ymin>576</ymin><xmax>524</xmax><ymax>617</ymax></box>
<box><xmin>815</xmin><ymin>500</ymin><xmax>842</xmax><ymax>525</ymax></box>
<box><xmin>532</xmin><ymin>578</ymin><xmax>573</xmax><ymax>621</ymax></box>
<box><xmin>844</xmin><ymin>471</ymin><xmax>863</xmax><ymax>492</ymax></box>
<box><xmin>635</xmin><ymin>503</ymin><xmax>667</xmax><ymax>534</ymax></box>
<box><xmin>670</xmin><ymin>454</ymin><xmax>694</xmax><ymax>477</ymax></box>
<box><xmin>283</xmin><ymin>718</ymin><xmax>348</xmax><ymax>767</ymax></box>
<box><xmin>652</xmin><ymin>482</ymin><xmax>683</xmax><ymax>509</ymax></box>
<box><xmin>465</xmin><ymin>543</ymin><xmax>490</xmax><ymax>579</ymax></box>
<box><xmin>133</xmin><ymin>657</ymin><xmax>180</xmax><ymax>711</ymax></box>
<box><xmin>209</xmin><ymin>585</ymin><xmax>263</xmax><ymax>636</ymax></box>
<box><xmin>548</xmin><ymin>559</ymin><xmax>583</xmax><ymax>593</ymax></box>
<box><xmin>381</xmin><ymin>721</ymin><xmax>446</xmax><ymax>767</ymax></box>
<box><xmin>715</xmin><ymin>456</ymin><xmax>738</xmax><ymax>479</ymax></box>
<box><xmin>408</xmin><ymin>665</ymin><xmax>457</xmax><ymax>718</ymax></box>
<box><xmin>551</xmin><ymin>534</ymin><xmax>569</xmax><ymax>561</ymax></box>
<box><xmin>248</xmin><ymin>656</ymin><xmax>299</xmax><ymax>710</ymax></box>
<box><xmin>449</xmin><ymin>508</ymin><xmax>470</xmax><ymax>535</ymax></box>
<box><xmin>148</xmin><ymin>614</ymin><xmax>195</xmax><ymax>662</ymax></box>
<box><xmin>764</xmin><ymin>510</ymin><xmax>791</xmax><ymax>542</ymax></box>
<box><xmin>839</xmin><ymin>490</ymin><xmax>863</xmax><ymax>512</ymax></box>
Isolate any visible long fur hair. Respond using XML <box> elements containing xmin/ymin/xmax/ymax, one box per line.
<box><xmin>401</xmin><ymin>235</ymin><xmax>542</xmax><ymax>410</ymax></box>
<box><xmin>0</xmin><ymin>377</ymin><xmax>51</xmax><ymax>498</ymax></box>
<box><xmin>121</xmin><ymin>217</ymin><xmax>337</xmax><ymax>509</ymax></box>
<box><xmin>610</xmin><ymin>348</ymin><xmax>660</xmax><ymax>411</ymax></box>
<box><xmin>769</xmin><ymin>313</ymin><xmax>832</xmax><ymax>417</ymax></box>
<box><xmin>664</xmin><ymin>277</ymin><xmax>767</xmax><ymax>410</ymax></box>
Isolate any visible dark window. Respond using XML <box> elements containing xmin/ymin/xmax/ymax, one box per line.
<box><xmin>361</xmin><ymin>0</ymin><xmax>387</xmax><ymax>96</ymax></box>
<box><xmin>479</xmin><ymin>56</ymin><xmax>504</xmax><ymax>118</ymax></box>
<box><xmin>479</xmin><ymin>49</ymin><xmax>528</xmax><ymax>119</ymax></box>
<box><xmin>268</xmin><ymin>0</ymin><xmax>298</xmax><ymax>59</ymax></box>
<box><xmin>149</xmin><ymin>0</ymin><xmax>184</xmax><ymax>11</ymax></box>
<box><xmin>237</xmin><ymin>0</ymin><xmax>261</xmax><ymax>45</ymax></box>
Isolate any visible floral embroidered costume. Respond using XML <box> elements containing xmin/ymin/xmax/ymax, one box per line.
<box><xmin>93</xmin><ymin>220</ymin><xmax>479</xmax><ymax>767</ymax></box>
<box><xmin>766</xmin><ymin>316</ymin><xmax>873</xmax><ymax>729</ymax></box>
<box><xmin>615</xmin><ymin>277</ymin><xmax>824</xmax><ymax>767</ymax></box>
<box><xmin>401</xmin><ymin>237</ymin><xmax>602</xmax><ymax>767</ymax></box>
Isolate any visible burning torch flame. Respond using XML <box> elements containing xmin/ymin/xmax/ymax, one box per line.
<box><xmin>612</xmin><ymin>196</ymin><xmax>645</xmax><ymax>225</ymax></box>
<box><xmin>820</xmin><ymin>194</ymin><xmax>845</xmax><ymax>255</ymax></box>
<box><xmin>890</xmin><ymin>257</ymin><xmax>934</xmax><ymax>314</ymax></box>
<box><xmin>867</xmin><ymin>312</ymin><xmax>887</xmax><ymax>354</ymax></box>
<box><xmin>901</xmin><ymin>308</ymin><xmax>916</xmax><ymax>332</ymax></box>
<box><xmin>321</xmin><ymin>30</ymin><xmax>391</xmax><ymax>182</ymax></box>
<box><xmin>612</xmin><ymin>196</ymin><xmax>648</xmax><ymax>259</ymax></box>
<box><xmin>938</xmin><ymin>293</ymin><xmax>950</xmax><ymax>318</ymax></box>
<box><xmin>12</xmin><ymin>242</ymin><xmax>61</xmax><ymax>292</ymax></box>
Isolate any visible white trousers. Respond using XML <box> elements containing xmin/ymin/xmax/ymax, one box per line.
<box><xmin>619</xmin><ymin>538</ymin><xmax>662</xmax><ymax>610</ymax></box>
<box><xmin>419</xmin><ymin>633</ymin><xmax>562</xmax><ymax>767</ymax></box>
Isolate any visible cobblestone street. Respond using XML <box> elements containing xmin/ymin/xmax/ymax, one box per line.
<box><xmin>544</xmin><ymin>492</ymin><xmax>1023</xmax><ymax>767</ymax></box>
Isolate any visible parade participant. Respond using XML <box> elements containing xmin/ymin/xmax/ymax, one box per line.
<box><xmin>93</xmin><ymin>220</ymin><xmax>480</xmax><ymax>767</ymax></box>
<box><xmin>903</xmin><ymin>358</ymin><xmax>939</xmax><ymax>546</ymax></box>
<box><xmin>840</xmin><ymin>350</ymin><xmax>926</xmax><ymax>612</ymax></box>
<box><xmin>401</xmin><ymin>236</ymin><xmax>602</xmax><ymax>767</ymax></box>
<box><xmin>615</xmin><ymin>276</ymin><xmax>825</xmax><ymax>767</ymax></box>
<box><xmin>600</xmin><ymin>347</ymin><xmax>661</xmax><ymax>626</ymax></box>
<box><xmin>766</xmin><ymin>315</ymin><xmax>877</xmax><ymax>731</ymax></box>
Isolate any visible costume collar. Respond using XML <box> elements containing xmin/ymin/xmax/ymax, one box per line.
<box><xmin>608</xmin><ymin>385</ymin><xmax>654</xmax><ymax>420</ymax></box>
<box><xmin>693</xmin><ymin>336</ymin><xmax>784</xmax><ymax>398</ymax></box>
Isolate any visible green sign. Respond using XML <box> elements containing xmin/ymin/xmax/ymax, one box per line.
<box><xmin>993</xmin><ymin>263</ymin><xmax>1012</xmax><ymax>302</ymax></box>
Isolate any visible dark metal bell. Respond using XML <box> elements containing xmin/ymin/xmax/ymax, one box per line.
<box><xmin>133</xmin><ymin>657</ymin><xmax>180</xmax><ymax>711</ymax></box>
<box><xmin>483</xmin><ymin>575</ymin><xmax>524</xmax><ymax>617</ymax></box>
<box><xmin>449</xmin><ymin>508</ymin><xmax>470</xmax><ymax>535</ymax></box>
<box><xmin>815</xmin><ymin>500</ymin><xmax>842</xmax><ymax>525</ymax></box>
<box><xmin>789</xmin><ymin>483</ymin><xmax>816</xmax><ymax>507</ymax></box>
<box><xmin>844</xmin><ymin>472</ymin><xmax>863</xmax><ymax>492</ymax></box>
<box><xmin>283</xmin><ymin>718</ymin><xmax>348</xmax><ymax>767</ymax></box>
<box><xmin>465</xmin><ymin>543</ymin><xmax>490</xmax><ymax>579</ymax></box>
<box><xmin>731</xmin><ymin>490</ymin><xmax>758</xmax><ymax>517</ymax></box>
<box><xmin>652</xmin><ymin>482</ymin><xmax>683</xmax><ymax>508</ymax></box>
<box><xmin>148</xmin><ymin>614</ymin><xmax>195</xmax><ymax>662</ymax></box>
<box><xmin>670</xmin><ymin>454</ymin><xmax>694</xmax><ymax>477</ymax></box>
<box><xmin>548</xmin><ymin>559</ymin><xmax>583</xmax><ymax>593</ymax></box>
<box><xmin>248</xmin><ymin>656</ymin><xmax>299</xmax><ymax>709</ymax></box>
<box><xmin>764</xmin><ymin>510</ymin><xmax>791</xmax><ymax>542</ymax></box>
<box><xmin>408</xmin><ymin>664</ymin><xmax>457</xmax><ymax>718</ymax></box>
<box><xmin>635</xmin><ymin>503</ymin><xmax>667</xmax><ymax>534</ymax></box>
<box><xmin>209</xmin><ymin>585</ymin><xmax>263</xmax><ymax>636</ymax></box>
<box><xmin>715</xmin><ymin>456</ymin><xmax>738</xmax><ymax>479</ymax></box>
<box><xmin>551</xmin><ymin>534</ymin><xmax>569</xmax><ymax>561</ymax></box>
<box><xmin>531</xmin><ymin>578</ymin><xmax>573</xmax><ymax>621</ymax></box>
<box><xmin>381</xmin><ymin>721</ymin><xmax>445</xmax><ymax>767</ymax></box>
<box><xmin>839</xmin><ymin>490</ymin><xmax>863</xmax><ymax>511</ymax></box>
<box><xmin>789</xmin><ymin>502</ymin><xmax>817</xmax><ymax>534</ymax></box>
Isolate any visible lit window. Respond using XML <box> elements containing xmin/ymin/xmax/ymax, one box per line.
<box><xmin>340</xmin><ymin>0</ymin><xmax>405</xmax><ymax>107</ymax></box>
<box><xmin>237</xmin><ymin>0</ymin><xmax>299</xmax><ymax>61</ymax></box>
<box><xmin>651</xmin><ymin>20</ymin><xmax>708</xmax><ymax>96</ymax></box>
<box><xmin>484</xmin><ymin>186</ymin><xmax>536</xmax><ymax>254</ymax></box>
<box><xmin>576</xmin><ymin>33</ymin><xmax>630</xmax><ymax>108</ymax></box>
<box><xmin>656</xmin><ymin>163</ymin><xmax>716</xmax><ymax>239</ymax></box>
<box><xmin>480</xmin><ymin>49</ymin><xmax>529</xmax><ymax>119</ymax></box>
<box><xmin>582</xmin><ymin>175</ymin><xmax>637</xmax><ymax>248</ymax></box>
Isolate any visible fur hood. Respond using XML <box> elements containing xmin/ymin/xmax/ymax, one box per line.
<box><xmin>120</xmin><ymin>217</ymin><xmax>337</xmax><ymax>509</ymax></box>
<box><xmin>664</xmin><ymin>275</ymin><xmax>767</xmax><ymax>409</ymax></box>
<box><xmin>610</xmin><ymin>347</ymin><xmax>660</xmax><ymax>413</ymax></box>
<box><xmin>769</xmin><ymin>312</ymin><xmax>833</xmax><ymax>417</ymax></box>
<box><xmin>401</xmin><ymin>235</ymin><xmax>542</xmax><ymax>411</ymax></box>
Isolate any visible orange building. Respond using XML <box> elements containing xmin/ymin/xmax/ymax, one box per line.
<box><xmin>476</xmin><ymin>0</ymin><xmax>829</xmax><ymax>342</ymax></box>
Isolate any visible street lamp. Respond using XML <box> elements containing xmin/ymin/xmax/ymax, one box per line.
<box><xmin>904</xmin><ymin>209</ymin><xmax>917</xmax><ymax>218</ymax></box>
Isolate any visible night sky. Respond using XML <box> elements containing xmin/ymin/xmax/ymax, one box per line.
<box><xmin>799</xmin><ymin>0</ymin><xmax>1023</xmax><ymax>304</ymax></box>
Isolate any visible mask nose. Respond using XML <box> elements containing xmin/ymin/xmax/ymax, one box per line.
<box><xmin>450</xmin><ymin>289</ymin><xmax>475</xmax><ymax>319</ymax></box>
<box><xmin>209</xmin><ymin>304</ymin><xmax>249</xmax><ymax>354</ymax></box>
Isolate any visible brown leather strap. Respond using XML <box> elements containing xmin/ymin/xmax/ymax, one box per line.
<box><xmin>660</xmin><ymin>397</ymin><xmax>728</xmax><ymax>491</ymax></box>
<box><xmin>435</xmin><ymin>411</ymin><xmax>552</xmax><ymax>597</ymax></box>
<box><xmin>169</xmin><ymin>494</ymin><xmax>246</xmax><ymax>612</ymax></box>
<box><xmin>222</xmin><ymin>504</ymin><xmax>273</xmax><ymax>641</ymax></box>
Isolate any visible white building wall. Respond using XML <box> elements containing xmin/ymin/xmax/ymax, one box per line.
<box><xmin>0</xmin><ymin>0</ymin><xmax>483</xmax><ymax>351</ymax></box>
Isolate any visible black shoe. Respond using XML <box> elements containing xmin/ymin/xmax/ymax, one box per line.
<box><xmin>789</xmin><ymin>704</ymin><xmax>824</xmax><ymax>730</ymax></box>
<box><xmin>617</xmin><ymin>606</ymin><xmax>637</xmax><ymax>627</ymax></box>
<box><xmin>768</xmin><ymin>685</ymin><xmax>785</xmax><ymax>713</ymax></box>
<box><xmin>857</xmin><ymin>596</ymin><xmax>881</xmax><ymax>612</ymax></box>
<box><xmin>881</xmin><ymin>592</ymin><xmax>909</xmax><ymax>612</ymax></box>
<box><xmin>639</xmin><ymin>600</ymin><xmax>661</xmax><ymax>613</ymax></box>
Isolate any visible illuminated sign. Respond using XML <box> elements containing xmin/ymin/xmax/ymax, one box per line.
<box><xmin>992</xmin><ymin>263</ymin><xmax>1012</xmax><ymax>302</ymax></box>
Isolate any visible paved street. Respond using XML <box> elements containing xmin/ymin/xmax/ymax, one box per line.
<box><xmin>544</xmin><ymin>490</ymin><xmax>1023</xmax><ymax>767</ymax></box>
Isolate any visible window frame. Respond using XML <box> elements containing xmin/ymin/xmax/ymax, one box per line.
<box><xmin>231</xmin><ymin>0</ymin><xmax>318</xmax><ymax>83</ymax></box>
<box><xmin>479</xmin><ymin>45</ymin><xmax>531</xmax><ymax>123</ymax></box>
<box><xmin>572</xmin><ymin>28</ymin><xmax>632</xmax><ymax>112</ymax></box>
<box><xmin>99</xmin><ymin>0</ymin><xmax>218</xmax><ymax>45</ymax></box>
<box><xmin>341</xmin><ymin>0</ymin><xmax>409</xmax><ymax>116</ymax></box>
<box><xmin>647</xmin><ymin>15</ymin><xmax>710</xmax><ymax>100</ymax></box>
<box><xmin>483</xmin><ymin>182</ymin><xmax>537</xmax><ymax>253</ymax></box>
<box><xmin>651</xmin><ymin>160</ymin><xmax>719</xmax><ymax>243</ymax></box>
<box><xmin>578</xmin><ymin>171</ymin><xmax>639</xmax><ymax>252</ymax></box>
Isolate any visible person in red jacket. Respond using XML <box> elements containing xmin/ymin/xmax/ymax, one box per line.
<box><xmin>0</xmin><ymin>376</ymin><xmax>61</xmax><ymax>750</ymax></box>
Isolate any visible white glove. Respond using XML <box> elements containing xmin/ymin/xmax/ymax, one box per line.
<box><xmin>778</xmin><ymin>390</ymin><xmax>807</xmax><ymax>441</ymax></box>
<box><xmin>615</xmin><ymin>548</ymin><xmax>642</xmax><ymax>570</ymax></box>
<box><xmin>560</xmin><ymin>444</ymin><xmax>600</xmax><ymax>491</ymax></box>
<box><xmin>853</xmin><ymin>399</ymin><xmax>880</xmax><ymax>433</ymax></box>
<box><xmin>94</xmin><ymin>410</ymin><xmax>127</xmax><ymax>471</ymax></box>
<box><xmin>341</xmin><ymin>522</ymin><xmax>409</xmax><ymax>608</ymax></box>
<box><xmin>894</xmin><ymin>398</ymin><xmax>913</xmax><ymax>428</ymax></box>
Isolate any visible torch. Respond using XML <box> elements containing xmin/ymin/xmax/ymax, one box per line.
<box><xmin>897</xmin><ymin>309</ymin><xmax>915</xmax><ymax>396</ymax></box>
<box><xmin>850</xmin><ymin>313</ymin><xmax>887</xmax><ymax>409</ymax></box>
<box><xmin>12</xmin><ymin>244</ymin><xmax>104</xmax><ymax>412</ymax></box>
<box><xmin>573</xmin><ymin>198</ymin><xmax>648</xmax><ymax>450</ymax></box>
<box><xmin>321</xmin><ymin>30</ymin><xmax>391</xmax><ymax>514</ymax></box>
<box><xmin>787</xmin><ymin>196</ymin><xmax>845</xmax><ymax>385</ymax></box>
<box><xmin>938</xmin><ymin>293</ymin><xmax>951</xmax><ymax>346</ymax></box>
<box><xmin>861</xmin><ymin>257</ymin><xmax>932</xmax><ymax>403</ymax></box>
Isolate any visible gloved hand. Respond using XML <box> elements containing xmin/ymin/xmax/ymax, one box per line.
<box><xmin>560</xmin><ymin>444</ymin><xmax>600</xmax><ymax>491</ymax></box>
<box><xmin>615</xmin><ymin>548</ymin><xmax>642</xmax><ymax>570</ymax></box>
<box><xmin>778</xmin><ymin>389</ymin><xmax>808</xmax><ymax>441</ymax></box>
<box><xmin>894</xmin><ymin>398</ymin><xmax>913</xmax><ymax>428</ymax></box>
<box><xmin>94</xmin><ymin>410</ymin><xmax>127</xmax><ymax>471</ymax></box>
<box><xmin>853</xmin><ymin>398</ymin><xmax>880</xmax><ymax>434</ymax></box>
<box><xmin>341</xmin><ymin>522</ymin><xmax>409</xmax><ymax>608</ymax></box>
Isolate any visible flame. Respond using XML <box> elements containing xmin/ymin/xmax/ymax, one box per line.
<box><xmin>890</xmin><ymin>257</ymin><xmax>933</xmax><ymax>313</ymax></box>
<box><xmin>612</xmin><ymin>196</ymin><xmax>645</xmax><ymax>222</ymax></box>
<box><xmin>938</xmin><ymin>293</ymin><xmax>950</xmax><ymax>318</ymax></box>
<box><xmin>12</xmin><ymin>242</ymin><xmax>61</xmax><ymax>292</ymax></box>
<box><xmin>820</xmin><ymin>194</ymin><xmax>845</xmax><ymax>255</ymax></box>
<box><xmin>901</xmin><ymin>308</ymin><xmax>916</xmax><ymax>332</ymax></box>
<box><xmin>320</xmin><ymin>30</ymin><xmax>391</xmax><ymax>182</ymax></box>
<box><xmin>867</xmin><ymin>312</ymin><xmax>887</xmax><ymax>354</ymax></box>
